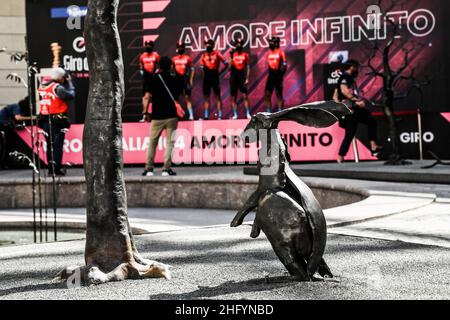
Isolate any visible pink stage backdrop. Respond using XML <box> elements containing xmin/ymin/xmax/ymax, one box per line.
<box><xmin>16</xmin><ymin>120</ymin><xmax>375</xmax><ymax>165</ymax></box>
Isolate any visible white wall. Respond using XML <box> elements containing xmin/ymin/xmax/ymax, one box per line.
<box><xmin>0</xmin><ymin>0</ymin><xmax>27</xmax><ymax>107</ymax></box>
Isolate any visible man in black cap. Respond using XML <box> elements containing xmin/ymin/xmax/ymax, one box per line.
<box><xmin>142</xmin><ymin>56</ymin><xmax>184</xmax><ymax>177</ymax></box>
<box><xmin>140</xmin><ymin>41</ymin><xmax>160</xmax><ymax>122</ymax></box>
<box><xmin>0</xmin><ymin>96</ymin><xmax>34</xmax><ymax>167</ymax></box>
<box><xmin>200</xmin><ymin>39</ymin><xmax>228</xmax><ymax>120</ymax></box>
<box><xmin>335</xmin><ymin>59</ymin><xmax>382</xmax><ymax>163</ymax></box>
<box><xmin>229</xmin><ymin>38</ymin><xmax>251</xmax><ymax>119</ymax></box>
<box><xmin>265</xmin><ymin>37</ymin><xmax>287</xmax><ymax>113</ymax></box>
<box><xmin>172</xmin><ymin>42</ymin><xmax>195</xmax><ymax>120</ymax></box>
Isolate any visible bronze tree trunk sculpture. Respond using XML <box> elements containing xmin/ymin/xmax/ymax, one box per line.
<box><xmin>365</xmin><ymin>0</ymin><xmax>426</xmax><ymax>165</ymax></box>
<box><xmin>55</xmin><ymin>0</ymin><xmax>170</xmax><ymax>285</ymax></box>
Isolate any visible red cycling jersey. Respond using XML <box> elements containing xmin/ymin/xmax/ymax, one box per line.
<box><xmin>140</xmin><ymin>51</ymin><xmax>160</xmax><ymax>74</ymax></box>
<box><xmin>231</xmin><ymin>52</ymin><xmax>249</xmax><ymax>72</ymax></box>
<box><xmin>266</xmin><ymin>49</ymin><xmax>286</xmax><ymax>71</ymax></box>
<box><xmin>172</xmin><ymin>54</ymin><xmax>193</xmax><ymax>76</ymax></box>
<box><xmin>38</xmin><ymin>82</ymin><xmax>68</xmax><ymax>115</ymax></box>
<box><xmin>201</xmin><ymin>51</ymin><xmax>225</xmax><ymax>71</ymax></box>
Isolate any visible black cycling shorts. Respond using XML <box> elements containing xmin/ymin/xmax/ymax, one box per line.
<box><xmin>182</xmin><ymin>76</ymin><xmax>192</xmax><ymax>97</ymax></box>
<box><xmin>265</xmin><ymin>70</ymin><xmax>283</xmax><ymax>97</ymax></box>
<box><xmin>142</xmin><ymin>72</ymin><xmax>153</xmax><ymax>94</ymax></box>
<box><xmin>203</xmin><ymin>69</ymin><xmax>221</xmax><ymax>97</ymax></box>
<box><xmin>230</xmin><ymin>70</ymin><xmax>248</xmax><ymax>96</ymax></box>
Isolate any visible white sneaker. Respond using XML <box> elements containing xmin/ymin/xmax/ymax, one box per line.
<box><xmin>144</xmin><ymin>170</ymin><xmax>154</xmax><ymax>177</ymax></box>
<box><xmin>246</xmin><ymin>113</ymin><xmax>252</xmax><ymax>120</ymax></box>
<box><xmin>232</xmin><ymin>115</ymin><xmax>238</xmax><ymax>120</ymax></box>
<box><xmin>161</xmin><ymin>169</ymin><xmax>177</xmax><ymax>176</ymax></box>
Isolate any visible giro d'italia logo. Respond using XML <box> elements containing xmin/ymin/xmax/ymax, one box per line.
<box><xmin>73</xmin><ymin>36</ymin><xmax>85</xmax><ymax>53</ymax></box>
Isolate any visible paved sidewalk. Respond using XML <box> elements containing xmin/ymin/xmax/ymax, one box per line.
<box><xmin>0</xmin><ymin>227</ymin><xmax>449</xmax><ymax>300</ymax></box>
<box><xmin>1</xmin><ymin>167</ymin><xmax>449</xmax><ymax>299</ymax></box>
<box><xmin>0</xmin><ymin>194</ymin><xmax>449</xmax><ymax>299</ymax></box>
<box><xmin>330</xmin><ymin>200</ymin><xmax>450</xmax><ymax>248</ymax></box>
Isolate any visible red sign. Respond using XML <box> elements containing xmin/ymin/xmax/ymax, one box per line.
<box><xmin>16</xmin><ymin>120</ymin><xmax>376</xmax><ymax>165</ymax></box>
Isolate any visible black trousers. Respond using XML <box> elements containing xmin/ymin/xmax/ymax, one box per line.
<box><xmin>338</xmin><ymin>108</ymin><xmax>377</xmax><ymax>157</ymax></box>
<box><xmin>40</xmin><ymin>117</ymin><xmax>66</xmax><ymax>172</ymax></box>
<box><xmin>0</xmin><ymin>125</ymin><xmax>8</xmax><ymax>167</ymax></box>
<box><xmin>265</xmin><ymin>70</ymin><xmax>283</xmax><ymax>98</ymax></box>
<box><xmin>0</xmin><ymin>125</ymin><xmax>19</xmax><ymax>168</ymax></box>
<box><xmin>230</xmin><ymin>70</ymin><xmax>248</xmax><ymax>96</ymax></box>
<box><xmin>203</xmin><ymin>69</ymin><xmax>221</xmax><ymax>96</ymax></box>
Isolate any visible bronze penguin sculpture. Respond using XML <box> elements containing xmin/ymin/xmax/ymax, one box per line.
<box><xmin>231</xmin><ymin>101</ymin><xmax>352</xmax><ymax>281</ymax></box>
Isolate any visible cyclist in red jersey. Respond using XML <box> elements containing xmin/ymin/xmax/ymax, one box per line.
<box><xmin>200</xmin><ymin>39</ymin><xmax>228</xmax><ymax>120</ymax></box>
<box><xmin>37</xmin><ymin>68</ymin><xmax>75</xmax><ymax>176</ymax></box>
<box><xmin>140</xmin><ymin>41</ymin><xmax>160</xmax><ymax>122</ymax></box>
<box><xmin>172</xmin><ymin>42</ymin><xmax>195</xmax><ymax>120</ymax></box>
<box><xmin>229</xmin><ymin>38</ymin><xmax>251</xmax><ymax>120</ymax></box>
<box><xmin>265</xmin><ymin>37</ymin><xmax>287</xmax><ymax>113</ymax></box>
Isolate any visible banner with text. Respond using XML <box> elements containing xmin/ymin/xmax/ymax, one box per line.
<box><xmin>16</xmin><ymin>120</ymin><xmax>375</xmax><ymax>165</ymax></box>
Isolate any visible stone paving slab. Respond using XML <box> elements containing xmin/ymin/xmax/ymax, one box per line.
<box><xmin>330</xmin><ymin>202</ymin><xmax>450</xmax><ymax>248</ymax></box>
<box><xmin>325</xmin><ymin>193</ymin><xmax>436</xmax><ymax>228</ymax></box>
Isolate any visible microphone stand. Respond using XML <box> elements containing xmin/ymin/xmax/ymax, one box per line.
<box><xmin>405</xmin><ymin>79</ymin><xmax>448</xmax><ymax>169</ymax></box>
<box><xmin>26</xmin><ymin>56</ymin><xmax>39</xmax><ymax>243</ymax></box>
<box><xmin>2</xmin><ymin>37</ymin><xmax>44</xmax><ymax>243</ymax></box>
<box><xmin>24</xmin><ymin>35</ymin><xmax>40</xmax><ymax>243</ymax></box>
<box><xmin>47</xmin><ymin>114</ymin><xmax>58</xmax><ymax>241</ymax></box>
<box><xmin>36</xmin><ymin>127</ymin><xmax>44</xmax><ymax>242</ymax></box>
<box><xmin>36</xmin><ymin>128</ymin><xmax>49</xmax><ymax>241</ymax></box>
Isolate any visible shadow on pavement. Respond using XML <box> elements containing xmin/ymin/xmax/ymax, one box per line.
<box><xmin>149</xmin><ymin>276</ymin><xmax>297</xmax><ymax>300</ymax></box>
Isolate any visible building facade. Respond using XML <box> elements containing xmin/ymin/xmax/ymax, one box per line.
<box><xmin>0</xmin><ymin>0</ymin><xmax>26</xmax><ymax>107</ymax></box>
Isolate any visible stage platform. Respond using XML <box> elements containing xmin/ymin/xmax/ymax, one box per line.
<box><xmin>245</xmin><ymin>160</ymin><xmax>450</xmax><ymax>185</ymax></box>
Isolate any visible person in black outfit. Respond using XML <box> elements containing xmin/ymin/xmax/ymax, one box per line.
<box><xmin>335</xmin><ymin>60</ymin><xmax>382</xmax><ymax>163</ymax></box>
<box><xmin>0</xmin><ymin>97</ymin><xmax>32</xmax><ymax>127</ymax></box>
<box><xmin>142</xmin><ymin>56</ymin><xmax>184</xmax><ymax>177</ymax></box>
<box><xmin>265</xmin><ymin>37</ymin><xmax>287</xmax><ymax>113</ymax></box>
<box><xmin>0</xmin><ymin>97</ymin><xmax>34</xmax><ymax>167</ymax></box>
